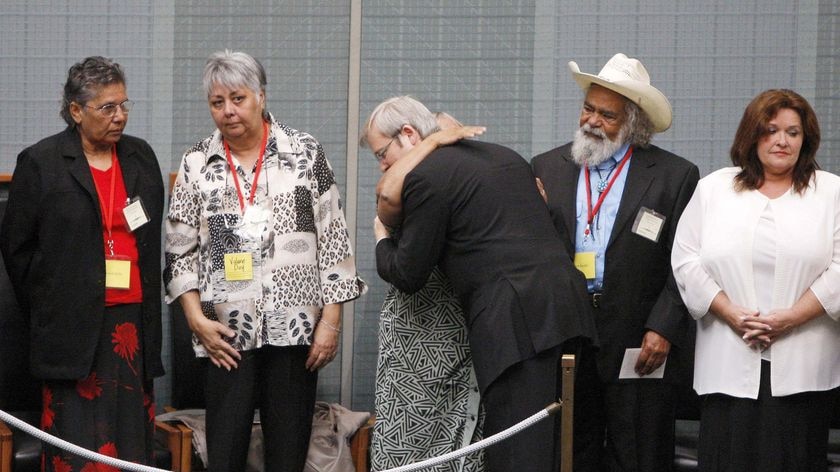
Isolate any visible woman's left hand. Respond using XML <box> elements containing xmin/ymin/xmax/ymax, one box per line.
<box><xmin>742</xmin><ymin>289</ymin><xmax>826</xmax><ymax>348</ymax></box>
<box><xmin>427</xmin><ymin>125</ymin><xmax>486</xmax><ymax>147</ymax></box>
<box><xmin>535</xmin><ymin>177</ymin><xmax>548</xmax><ymax>203</ymax></box>
<box><xmin>306</xmin><ymin>304</ymin><xmax>341</xmax><ymax>371</ymax></box>
<box><xmin>742</xmin><ymin>309</ymin><xmax>795</xmax><ymax>348</ymax></box>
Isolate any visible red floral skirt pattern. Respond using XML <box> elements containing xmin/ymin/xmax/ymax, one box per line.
<box><xmin>41</xmin><ymin>304</ymin><xmax>154</xmax><ymax>471</ymax></box>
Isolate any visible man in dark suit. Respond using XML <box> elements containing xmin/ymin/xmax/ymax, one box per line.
<box><xmin>362</xmin><ymin>96</ymin><xmax>597</xmax><ymax>472</ymax></box>
<box><xmin>532</xmin><ymin>53</ymin><xmax>700</xmax><ymax>471</ymax></box>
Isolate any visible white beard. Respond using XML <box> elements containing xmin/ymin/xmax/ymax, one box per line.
<box><xmin>571</xmin><ymin>124</ymin><xmax>625</xmax><ymax>167</ymax></box>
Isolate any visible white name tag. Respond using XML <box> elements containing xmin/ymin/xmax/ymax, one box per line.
<box><xmin>631</xmin><ymin>207</ymin><xmax>665</xmax><ymax>242</ymax></box>
<box><xmin>123</xmin><ymin>198</ymin><xmax>150</xmax><ymax>232</ymax></box>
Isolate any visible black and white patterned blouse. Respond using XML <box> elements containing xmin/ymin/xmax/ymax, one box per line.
<box><xmin>164</xmin><ymin>114</ymin><xmax>366</xmax><ymax>356</ymax></box>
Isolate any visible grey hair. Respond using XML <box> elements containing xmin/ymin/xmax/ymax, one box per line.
<box><xmin>60</xmin><ymin>56</ymin><xmax>126</xmax><ymax>127</ymax></box>
<box><xmin>202</xmin><ymin>50</ymin><xmax>269</xmax><ymax>120</ymax></box>
<box><xmin>622</xmin><ymin>99</ymin><xmax>655</xmax><ymax>148</ymax></box>
<box><xmin>360</xmin><ymin>96</ymin><xmax>440</xmax><ymax>148</ymax></box>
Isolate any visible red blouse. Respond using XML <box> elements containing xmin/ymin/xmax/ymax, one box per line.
<box><xmin>89</xmin><ymin>162</ymin><xmax>143</xmax><ymax>305</ymax></box>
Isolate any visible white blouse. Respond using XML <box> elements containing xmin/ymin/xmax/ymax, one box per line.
<box><xmin>165</xmin><ymin>115</ymin><xmax>366</xmax><ymax>356</ymax></box>
<box><xmin>752</xmin><ymin>204</ymin><xmax>775</xmax><ymax>361</ymax></box>
<box><xmin>672</xmin><ymin>167</ymin><xmax>840</xmax><ymax>398</ymax></box>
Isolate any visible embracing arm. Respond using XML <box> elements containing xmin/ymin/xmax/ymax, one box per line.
<box><xmin>376</xmin><ymin>126</ymin><xmax>485</xmax><ymax>227</ymax></box>
<box><xmin>376</xmin><ymin>170</ymin><xmax>449</xmax><ymax>294</ymax></box>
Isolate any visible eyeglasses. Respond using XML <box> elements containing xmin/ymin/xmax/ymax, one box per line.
<box><xmin>374</xmin><ymin>137</ymin><xmax>396</xmax><ymax>162</ymax></box>
<box><xmin>84</xmin><ymin>99</ymin><xmax>134</xmax><ymax>118</ymax></box>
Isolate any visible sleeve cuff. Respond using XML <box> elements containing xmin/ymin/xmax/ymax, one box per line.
<box><xmin>164</xmin><ymin>275</ymin><xmax>199</xmax><ymax>305</ymax></box>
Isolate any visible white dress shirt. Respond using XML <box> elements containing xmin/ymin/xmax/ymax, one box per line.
<box><xmin>672</xmin><ymin>167</ymin><xmax>840</xmax><ymax>398</ymax></box>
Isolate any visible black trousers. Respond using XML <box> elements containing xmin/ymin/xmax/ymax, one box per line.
<box><xmin>573</xmin><ymin>344</ymin><xmax>677</xmax><ymax>472</ymax></box>
<box><xmin>698</xmin><ymin>360</ymin><xmax>833</xmax><ymax>472</ymax></box>
<box><xmin>482</xmin><ymin>345</ymin><xmax>564</xmax><ymax>472</ymax></box>
<box><xmin>204</xmin><ymin>345</ymin><xmax>318</xmax><ymax>472</ymax></box>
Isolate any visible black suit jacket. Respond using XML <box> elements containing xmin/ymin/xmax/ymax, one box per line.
<box><xmin>532</xmin><ymin>143</ymin><xmax>698</xmax><ymax>384</ymax></box>
<box><xmin>0</xmin><ymin>127</ymin><xmax>165</xmax><ymax>380</ymax></box>
<box><xmin>376</xmin><ymin>140</ymin><xmax>597</xmax><ymax>393</ymax></box>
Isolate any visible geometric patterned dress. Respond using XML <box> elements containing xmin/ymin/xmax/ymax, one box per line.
<box><xmin>371</xmin><ymin>267</ymin><xmax>485</xmax><ymax>472</ymax></box>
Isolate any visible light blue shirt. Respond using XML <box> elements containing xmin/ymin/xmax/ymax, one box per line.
<box><xmin>574</xmin><ymin>142</ymin><xmax>632</xmax><ymax>292</ymax></box>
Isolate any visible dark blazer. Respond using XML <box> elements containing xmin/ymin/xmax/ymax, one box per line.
<box><xmin>376</xmin><ymin>140</ymin><xmax>597</xmax><ymax>393</ymax></box>
<box><xmin>0</xmin><ymin>127</ymin><xmax>165</xmax><ymax>380</ymax></box>
<box><xmin>532</xmin><ymin>143</ymin><xmax>699</xmax><ymax>384</ymax></box>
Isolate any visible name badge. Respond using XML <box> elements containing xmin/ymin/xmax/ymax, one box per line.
<box><xmin>574</xmin><ymin>252</ymin><xmax>597</xmax><ymax>279</ymax></box>
<box><xmin>123</xmin><ymin>197</ymin><xmax>150</xmax><ymax>232</ymax></box>
<box><xmin>105</xmin><ymin>258</ymin><xmax>131</xmax><ymax>289</ymax></box>
<box><xmin>224</xmin><ymin>252</ymin><xmax>254</xmax><ymax>281</ymax></box>
<box><xmin>632</xmin><ymin>207</ymin><xmax>666</xmax><ymax>243</ymax></box>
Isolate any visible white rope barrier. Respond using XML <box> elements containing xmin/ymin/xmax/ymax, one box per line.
<box><xmin>4</xmin><ymin>400</ymin><xmax>564</xmax><ymax>472</ymax></box>
<box><xmin>0</xmin><ymin>409</ymin><xmax>171</xmax><ymax>472</ymax></box>
<box><xmin>377</xmin><ymin>401</ymin><xmax>564</xmax><ymax>472</ymax></box>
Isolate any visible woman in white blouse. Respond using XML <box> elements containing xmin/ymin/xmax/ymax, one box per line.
<box><xmin>165</xmin><ymin>50</ymin><xmax>366</xmax><ymax>472</ymax></box>
<box><xmin>672</xmin><ymin>89</ymin><xmax>840</xmax><ymax>471</ymax></box>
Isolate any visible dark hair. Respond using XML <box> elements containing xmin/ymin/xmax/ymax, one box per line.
<box><xmin>730</xmin><ymin>89</ymin><xmax>820</xmax><ymax>194</ymax></box>
<box><xmin>60</xmin><ymin>56</ymin><xmax>126</xmax><ymax>127</ymax></box>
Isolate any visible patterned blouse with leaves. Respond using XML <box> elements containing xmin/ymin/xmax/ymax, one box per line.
<box><xmin>165</xmin><ymin>115</ymin><xmax>366</xmax><ymax>356</ymax></box>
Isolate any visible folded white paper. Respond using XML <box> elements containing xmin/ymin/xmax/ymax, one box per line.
<box><xmin>618</xmin><ymin>348</ymin><xmax>666</xmax><ymax>379</ymax></box>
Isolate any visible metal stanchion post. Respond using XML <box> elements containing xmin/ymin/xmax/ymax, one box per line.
<box><xmin>560</xmin><ymin>354</ymin><xmax>575</xmax><ymax>472</ymax></box>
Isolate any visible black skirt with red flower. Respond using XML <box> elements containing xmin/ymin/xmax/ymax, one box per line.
<box><xmin>41</xmin><ymin>304</ymin><xmax>154</xmax><ymax>471</ymax></box>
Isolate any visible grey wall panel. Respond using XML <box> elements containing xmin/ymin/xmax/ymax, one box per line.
<box><xmin>0</xmin><ymin>0</ymin><xmax>837</xmax><ymax>414</ymax></box>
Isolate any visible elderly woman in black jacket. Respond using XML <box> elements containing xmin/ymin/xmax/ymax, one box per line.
<box><xmin>0</xmin><ymin>56</ymin><xmax>164</xmax><ymax>470</ymax></box>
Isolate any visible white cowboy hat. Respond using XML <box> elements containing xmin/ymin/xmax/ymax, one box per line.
<box><xmin>569</xmin><ymin>53</ymin><xmax>672</xmax><ymax>132</ymax></box>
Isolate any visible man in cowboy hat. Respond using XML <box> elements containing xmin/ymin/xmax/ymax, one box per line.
<box><xmin>532</xmin><ymin>53</ymin><xmax>700</xmax><ymax>471</ymax></box>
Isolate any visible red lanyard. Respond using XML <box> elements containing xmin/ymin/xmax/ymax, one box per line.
<box><xmin>90</xmin><ymin>145</ymin><xmax>120</xmax><ymax>256</ymax></box>
<box><xmin>583</xmin><ymin>146</ymin><xmax>633</xmax><ymax>238</ymax></box>
<box><xmin>224</xmin><ymin>121</ymin><xmax>269</xmax><ymax>213</ymax></box>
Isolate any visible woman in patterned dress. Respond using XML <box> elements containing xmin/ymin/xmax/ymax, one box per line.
<box><xmin>0</xmin><ymin>56</ymin><xmax>164</xmax><ymax>470</ymax></box>
<box><xmin>165</xmin><ymin>50</ymin><xmax>366</xmax><ymax>472</ymax></box>
<box><xmin>363</xmin><ymin>98</ymin><xmax>487</xmax><ymax>472</ymax></box>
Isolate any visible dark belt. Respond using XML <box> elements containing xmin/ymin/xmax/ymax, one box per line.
<box><xmin>589</xmin><ymin>291</ymin><xmax>603</xmax><ymax>309</ymax></box>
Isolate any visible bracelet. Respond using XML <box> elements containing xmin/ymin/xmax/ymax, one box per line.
<box><xmin>320</xmin><ymin>318</ymin><xmax>341</xmax><ymax>333</ymax></box>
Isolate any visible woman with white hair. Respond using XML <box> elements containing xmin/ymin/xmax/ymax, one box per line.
<box><xmin>361</xmin><ymin>96</ymin><xmax>488</xmax><ymax>472</ymax></box>
<box><xmin>165</xmin><ymin>50</ymin><xmax>366</xmax><ymax>472</ymax></box>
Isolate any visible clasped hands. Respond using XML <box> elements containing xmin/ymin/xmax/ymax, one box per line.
<box><xmin>723</xmin><ymin>305</ymin><xmax>796</xmax><ymax>350</ymax></box>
